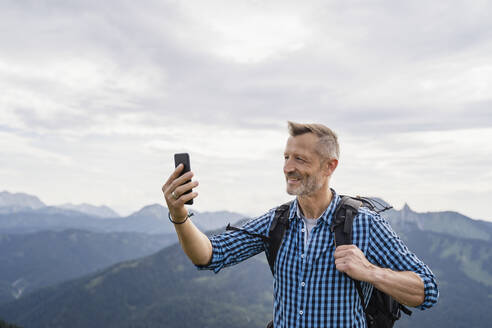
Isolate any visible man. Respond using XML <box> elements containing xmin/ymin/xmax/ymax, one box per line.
<box><xmin>162</xmin><ymin>121</ymin><xmax>438</xmax><ymax>328</ymax></box>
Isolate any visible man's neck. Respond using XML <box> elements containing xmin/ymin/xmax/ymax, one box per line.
<box><xmin>297</xmin><ymin>187</ymin><xmax>333</xmax><ymax>219</ymax></box>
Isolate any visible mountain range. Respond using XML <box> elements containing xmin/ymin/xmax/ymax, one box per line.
<box><xmin>0</xmin><ymin>191</ymin><xmax>244</xmax><ymax>235</ymax></box>
<box><xmin>0</xmin><ymin>191</ymin><xmax>119</xmax><ymax>218</ymax></box>
<box><xmin>0</xmin><ymin>194</ymin><xmax>491</xmax><ymax>327</ymax></box>
<box><xmin>0</xmin><ymin>191</ymin><xmax>246</xmax><ymax>308</ymax></box>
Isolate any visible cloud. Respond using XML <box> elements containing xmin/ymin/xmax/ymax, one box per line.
<box><xmin>0</xmin><ymin>0</ymin><xmax>491</xmax><ymax>219</ymax></box>
<box><xmin>2</xmin><ymin>0</ymin><xmax>491</xmax><ymax>134</ymax></box>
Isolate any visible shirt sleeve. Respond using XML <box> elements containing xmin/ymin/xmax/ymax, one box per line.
<box><xmin>195</xmin><ymin>210</ymin><xmax>274</xmax><ymax>274</ymax></box>
<box><xmin>366</xmin><ymin>213</ymin><xmax>439</xmax><ymax>310</ymax></box>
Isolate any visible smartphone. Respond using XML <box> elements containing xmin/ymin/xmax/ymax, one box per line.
<box><xmin>174</xmin><ymin>153</ymin><xmax>193</xmax><ymax>205</ymax></box>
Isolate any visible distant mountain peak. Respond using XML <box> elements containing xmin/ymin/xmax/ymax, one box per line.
<box><xmin>0</xmin><ymin>191</ymin><xmax>45</xmax><ymax>211</ymax></box>
<box><xmin>58</xmin><ymin>203</ymin><xmax>120</xmax><ymax>218</ymax></box>
<box><xmin>402</xmin><ymin>203</ymin><xmax>413</xmax><ymax>212</ymax></box>
<box><xmin>129</xmin><ymin>203</ymin><xmax>168</xmax><ymax>220</ymax></box>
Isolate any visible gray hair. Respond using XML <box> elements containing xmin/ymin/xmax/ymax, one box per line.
<box><xmin>287</xmin><ymin>121</ymin><xmax>340</xmax><ymax>161</ymax></box>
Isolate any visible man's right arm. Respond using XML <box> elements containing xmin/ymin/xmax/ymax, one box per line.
<box><xmin>173</xmin><ymin>214</ymin><xmax>212</xmax><ymax>266</ymax></box>
<box><xmin>162</xmin><ymin>164</ymin><xmax>271</xmax><ymax>272</ymax></box>
<box><xmin>162</xmin><ymin>164</ymin><xmax>211</xmax><ymax>266</ymax></box>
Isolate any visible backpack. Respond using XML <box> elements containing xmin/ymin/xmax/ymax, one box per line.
<box><xmin>227</xmin><ymin>195</ymin><xmax>412</xmax><ymax>328</ymax></box>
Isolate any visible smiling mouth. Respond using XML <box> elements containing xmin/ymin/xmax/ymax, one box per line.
<box><xmin>287</xmin><ymin>177</ymin><xmax>301</xmax><ymax>184</ymax></box>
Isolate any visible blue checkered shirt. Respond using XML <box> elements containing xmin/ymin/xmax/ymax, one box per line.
<box><xmin>197</xmin><ymin>191</ymin><xmax>439</xmax><ymax>327</ymax></box>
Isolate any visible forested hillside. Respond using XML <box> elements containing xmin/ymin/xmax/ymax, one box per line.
<box><xmin>1</xmin><ymin>207</ymin><xmax>492</xmax><ymax>328</ymax></box>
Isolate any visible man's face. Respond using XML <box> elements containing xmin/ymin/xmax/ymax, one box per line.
<box><xmin>283</xmin><ymin>133</ymin><xmax>325</xmax><ymax>196</ymax></box>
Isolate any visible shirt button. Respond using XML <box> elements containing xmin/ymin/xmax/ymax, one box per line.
<box><xmin>301</xmin><ymin>254</ymin><xmax>305</xmax><ymax>259</ymax></box>
<box><xmin>301</xmin><ymin>228</ymin><xmax>306</xmax><ymax>233</ymax></box>
<box><xmin>301</xmin><ymin>282</ymin><xmax>305</xmax><ymax>287</ymax></box>
<box><xmin>299</xmin><ymin>310</ymin><xmax>304</xmax><ymax>316</ymax></box>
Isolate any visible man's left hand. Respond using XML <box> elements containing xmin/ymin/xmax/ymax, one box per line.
<box><xmin>334</xmin><ymin>244</ymin><xmax>376</xmax><ymax>282</ymax></box>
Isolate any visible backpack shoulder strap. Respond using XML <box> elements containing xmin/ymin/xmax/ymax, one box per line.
<box><xmin>331</xmin><ymin>195</ymin><xmax>362</xmax><ymax>247</ymax></box>
<box><xmin>331</xmin><ymin>196</ymin><xmax>367</xmax><ymax>309</ymax></box>
<box><xmin>267</xmin><ymin>201</ymin><xmax>293</xmax><ymax>275</ymax></box>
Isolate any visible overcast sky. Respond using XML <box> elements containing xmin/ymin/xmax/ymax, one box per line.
<box><xmin>1</xmin><ymin>0</ymin><xmax>491</xmax><ymax>221</ymax></box>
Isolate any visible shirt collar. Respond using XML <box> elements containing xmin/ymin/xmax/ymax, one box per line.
<box><xmin>289</xmin><ymin>188</ymin><xmax>340</xmax><ymax>226</ymax></box>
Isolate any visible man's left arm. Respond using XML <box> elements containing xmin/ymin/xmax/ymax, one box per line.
<box><xmin>335</xmin><ymin>245</ymin><xmax>425</xmax><ymax>307</ymax></box>
<box><xmin>334</xmin><ymin>213</ymin><xmax>439</xmax><ymax>309</ymax></box>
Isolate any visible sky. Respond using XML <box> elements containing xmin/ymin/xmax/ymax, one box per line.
<box><xmin>1</xmin><ymin>0</ymin><xmax>491</xmax><ymax>221</ymax></box>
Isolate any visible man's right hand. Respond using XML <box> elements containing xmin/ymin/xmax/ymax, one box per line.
<box><xmin>162</xmin><ymin>164</ymin><xmax>211</xmax><ymax>266</ymax></box>
<box><xmin>162</xmin><ymin>164</ymin><xmax>199</xmax><ymax>223</ymax></box>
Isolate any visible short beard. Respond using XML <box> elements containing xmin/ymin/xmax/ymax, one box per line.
<box><xmin>286</xmin><ymin>172</ymin><xmax>324</xmax><ymax>196</ymax></box>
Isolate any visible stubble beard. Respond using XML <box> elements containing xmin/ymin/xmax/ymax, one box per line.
<box><xmin>286</xmin><ymin>171</ymin><xmax>324</xmax><ymax>196</ymax></box>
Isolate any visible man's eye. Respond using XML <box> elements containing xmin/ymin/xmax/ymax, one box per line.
<box><xmin>296</xmin><ymin>157</ymin><xmax>305</xmax><ymax>162</ymax></box>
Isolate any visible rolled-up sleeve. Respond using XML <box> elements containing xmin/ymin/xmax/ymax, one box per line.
<box><xmin>195</xmin><ymin>210</ymin><xmax>274</xmax><ymax>274</ymax></box>
<box><xmin>367</xmin><ymin>213</ymin><xmax>439</xmax><ymax>310</ymax></box>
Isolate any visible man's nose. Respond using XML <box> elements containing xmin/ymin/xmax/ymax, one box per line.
<box><xmin>284</xmin><ymin>159</ymin><xmax>295</xmax><ymax>174</ymax></box>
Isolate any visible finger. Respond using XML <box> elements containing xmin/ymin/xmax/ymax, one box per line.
<box><xmin>333</xmin><ymin>248</ymin><xmax>349</xmax><ymax>259</ymax></box>
<box><xmin>168</xmin><ymin>171</ymin><xmax>195</xmax><ymax>192</ymax></box>
<box><xmin>163</xmin><ymin>166</ymin><xmax>184</xmax><ymax>194</ymax></box>
<box><xmin>336</xmin><ymin>247</ymin><xmax>361</xmax><ymax>259</ymax></box>
<box><xmin>335</xmin><ymin>259</ymin><xmax>347</xmax><ymax>272</ymax></box>
<box><xmin>174</xmin><ymin>181</ymin><xmax>198</xmax><ymax>204</ymax></box>
<box><xmin>174</xmin><ymin>180</ymin><xmax>199</xmax><ymax>197</ymax></box>
<box><xmin>167</xmin><ymin>174</ymin><xmax>195</xmax><ymax>200</ymax></box>
<box><xmin>334</xmin><ymin>245</ymin><xmax>358</xmax><ymax>256</ymax></box>
<box><xmin>164</xmin><ymin>164</ymin><xmax>185</xmax><ymax>187</ymax></box>
<box><xmin>335</xmin><ymin>258</ymin><xmax>345</xmax><ymax>266</ymax></box>
<box><xmin>175</xmin><ymin>192</ymin><xmax>199</xmax><ymax>206</ymax></box>
<box><xmin>334</xmin><ymin>248</ymin><xmax>358</xmax><ymax>260</ymax></box>
<box><xmin>335</xmin><ymin>244</ymin><xmax>355</xmax><ymax>251</ymax></box>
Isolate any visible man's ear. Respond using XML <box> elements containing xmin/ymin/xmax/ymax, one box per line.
<box><xmin>323</xmin><ymin>158</ymin><xmax>338</xmax><ymax>177</ymax></box>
